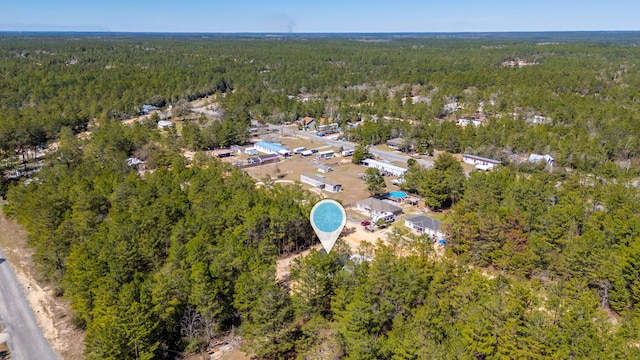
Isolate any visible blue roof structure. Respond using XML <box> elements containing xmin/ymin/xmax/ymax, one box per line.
<box><xmin>255</xmin><ymin>141</ymin><xmax>290</xmax><ymax>153</ymax></box>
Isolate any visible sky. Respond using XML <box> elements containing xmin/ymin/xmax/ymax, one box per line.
<box><xmin>1</xmin><ymin>0</ymin><xmax>638</xmax><ymax>33</ymax></box>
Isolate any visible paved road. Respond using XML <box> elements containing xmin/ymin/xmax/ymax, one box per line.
<box><xmin>271</xmin><ymin>125</ymin><xmax>434</xmax><ymax>168</ymax></box>
<box><xmin>0</xmin><ymin>249</ymin><xmax>58</xmax><ymax>360</ymax></box>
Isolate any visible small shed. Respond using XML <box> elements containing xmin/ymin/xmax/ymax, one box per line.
<box><xmin>213</xmin><ymin>149</ymin><xmax>234</xmax><ymax>158</ymax></box>
<box><xmin>317</xmin><ymin>164</ymin><xmax>333</xmax><ymax>173</ymax></box>
<box><xmin>245</xmin><ymin>147</ymin><xmax>258</xmax><ymax>155</ymax></box>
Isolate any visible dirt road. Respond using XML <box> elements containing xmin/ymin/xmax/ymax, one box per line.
<box><xmin>0</xmin><ymin>247</ymin><xmax>58</xmax><ymax>360</ymax></box>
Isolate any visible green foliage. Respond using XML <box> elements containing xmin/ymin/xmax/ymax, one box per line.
<box><xmin>5</xmin><ymin>34</ymin><xmax>640</xmax><ymax>359</ymax></box>
<box><xmin>363</xmin><ymin>167</ymin><xmax>386</xmax><ymax>197</ymax></box>
<box><xmin>403</xmin><ymin>152</ymin><xmax>466</xmax><ymax>210</ymax></box>
<box><xmin>351</xmin><ymin>144</ymin><xmax>371</xmax><ymax>165</ymax></box>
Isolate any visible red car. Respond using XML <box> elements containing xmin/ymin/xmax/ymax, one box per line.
<box><xmin>361</xmin><ymin>220</ymin><xmax>371</xmax><ymax>227</ymax></box>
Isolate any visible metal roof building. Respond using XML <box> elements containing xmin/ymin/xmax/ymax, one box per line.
<box><xmin>361</xmin><ymin>159</ymin><xmax>408</xmax><ymax>177</ymax></box>
<box><xmin>300</xmin><ymin>174</ymin><xmax>342</xmax><ymax>193</ymax></box>
<box><xmin>254</xmin><ymin>141</ymin><xmax>291</xmax><ymax>156</ymax></box>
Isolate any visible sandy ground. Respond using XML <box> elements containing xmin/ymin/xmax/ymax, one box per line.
<box><xmin>0</xmin><ymin>208</ymin><xmax>85</xmax><ymax>360</ymax></box>
<box><xmin>275</xmin><ymin>221</ymin><xmax>393</xmax><ymax>281</ymax></box>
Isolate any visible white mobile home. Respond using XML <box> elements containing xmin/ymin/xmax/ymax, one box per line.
<box><xmin>293</xmin><ymin>147</ymin><xmax>307</xmax><ymax>154</ymax></box>
<box><xmin>462</xmin><ymin>154</ymin><xmax>501</xmax><ymax>171</ymax></box>
<box><xmin>300</xmin><ymin>174</ymin><xmax>342</xmax><ymax>193</ymax></box>
<box><xmin>361</xmin><ymin>159</ymin><xmax>408</xmax><ymax>177</ymax></box>
<box><xmin>341</xmin><ymin>149</ymin><xmax>354</xmax><ymax>156</ymax></box>
<box><xmin>317</xmin><ymin>150</ymin><xmax>334</xmax><ymax>160</ymax></box>
<box><xmin>255</xmin><ymin>141</ymin><xmax>291</xmax><ymax>157</ymax></box>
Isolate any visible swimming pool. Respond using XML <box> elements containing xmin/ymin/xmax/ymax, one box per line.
<box><xmin>388</xmin><ymin>191</ymin><xmax>407</xmax><ymax>199</ymax></box>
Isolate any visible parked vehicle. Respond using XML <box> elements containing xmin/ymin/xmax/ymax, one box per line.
<box><xmin>360</xmin><ymin>220</ymin><xmax>371</xmax><ymax>226</ymax></box>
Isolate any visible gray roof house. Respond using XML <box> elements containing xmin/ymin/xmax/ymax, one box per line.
<box><xmin>356</xmin><ymin>197</ymin><xmax>402</xmax><ymax>218</ymax></box>
<box><xmin>404</xmin><ymin>214</ymin><xmax>445</xmax><ymax>240</ymax></box>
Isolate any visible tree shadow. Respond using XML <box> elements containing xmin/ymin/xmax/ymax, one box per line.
<box><xmin>340</xmin><ymin>226</ymin><xmax>356</xmax><ymax>237</ymax></box>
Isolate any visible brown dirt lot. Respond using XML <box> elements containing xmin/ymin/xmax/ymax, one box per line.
<box><xmin>0</xmin><ymin>207</ymin><xmax>85</xmax><ymax>360</ymax></box>
<box><xmin>238</xmin><ymin>135</ymin><xmax>412</xmax><ymax>207</ymax></box>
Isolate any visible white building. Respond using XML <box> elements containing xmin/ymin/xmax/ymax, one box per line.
<box><xmin>157</xmin><ymin>120</ymin><xmax>173</xmax><ymax>129</ymax></box>
<box><xmin>356</xmin><ymin>197</ymin><xmax>402</xmax><ymax>218</ymax></box>
<box><xmin>361</xmin><ymin>159</ymin><xmax>408</xmax><ymax>177</ymax></box>
<box><xmin>300</xmin><ymin>174</ymin><xmax>342</xmax><ymax>193</ymax></box>
<box><xmin>462</xmin><ymin>154</ymin><xmax>502</xmax><ymax>171</ymax></box>
<box><xmin>254</xmin><ymin>141</ymin><xmax>291</xmax><ymax>157</ymax></box>
<box><xmin>405</xmin><ymin>215</ymin><xmax>445</xmax><ymax>240</ymax></box>
<box><xmin>245</xmin><ymin>147</ymin><xmax>258</xmax><ymax>156</ymax></box>
<box><xmin>341</xmin><ymin>149</ymin><xmax>354</xmax><ymax>156</ymax></box>
<box><xmin>316</xmin><ymin>164</ymin><xmax>333</xmax><ymax>173</ymax></box>
<box><xmin>458</xmin><ymin>118</ymin><xmax>483</xmax><ymax>127</ymax></box>
<box><xmin>528</xmin><ymin>153</ymin><xmax>554</xmax><ymax>166</ymax></box>
<box><xmin>317</xmin><ymin>150</ymin><xmax>334</xmax><ymax>160</ymax></box>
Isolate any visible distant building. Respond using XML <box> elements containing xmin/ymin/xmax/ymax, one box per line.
<box><xmin>463</xmin><ymin>154</ymin><xmax>501</xmax><ymax>171</ymax></box>
<box><xmin>257</xmin><ymin>154</ymin><xmax>280</xmax><ymax>164</ymax></box>
<box><xmin>341</xmin><ymin>149</ymin><xmax>354</xmax><ymax>157</ymax></box>
<box><xmin>157</xmin><ymin>120</ymin><xmax>173</xmax><ymax>129</ymax></box>
<box><xmin>254</xmin><ymin>141</ymin><xmax>291</xmax><ymax>157</ymax></box>
<box><xmin>317</xmin><ymin>150</ymin><xmax>334</xmax><ymax>160</ymax></box>
<box><xmin>126</xmin><ymin>157</ymin><xmax>144</xmax><ymax>167</ymax></box>
<box><xmin>526</xmin><ymin>115</ymin><xmax>551</xmax><ymax>125</ymax></box>
<box><xmin>212</xmin><ymin>149</ymin><xmax>234</xmax><ymax>158</ymax></box>
<box><xmin>502</xmin><ymin>58</ymin><xmax>538</xmax><ymax>68</ymax></box>
<box><xmin>300</xmin><ymin>173</ymin><xmax>342</xmax><ymax>193</ymax></box>
<box><xmin>387</xmin><ymin>138</ymin><xmax>404</xmax><ymax>151</ymax></box>
<box><xmin>405</xmin><ymin>215</ymin><xmax>445</xmax><ymax>239</ymax></box>
<box><xmin>301</xmin><ymin>117</ymin><xmax>315</xmax><ymax>130</ymax></box>
<box><xmin>316</xmin><ymin>164</ymin><xmax>333</xmax><ymax>173</ymax></box>
<box><xmin>244</xmin><ymin>147</ymin><xmax>258</xmax><ymax>156</ymax></box>
<box><xmin>443</xmin><ymin>101</ymin><xmax>463</xmax><ymax>113</ymax></box>
<box><xmin>141</xmin><ymin>104</ymin><xmax>158</xmax><ymax>115</ymax></box>
<box><xmin>528</xmin><ymin>153</ymin><xmax>554</xmax><ymax>166</ymax></box>
<box><xmin>458</xmin><ymin>117</ymin><xmax>483</xmax><ymax>127</ymax></box>
<box><xmin>316</xmin><ymin>122</ymin><xmax>340</xmax><ymax>134</ymax></box>
<box><xmin>361</xmin><ymin>159</ymin><xmax>408</xmax><ymax>177</ymax></box>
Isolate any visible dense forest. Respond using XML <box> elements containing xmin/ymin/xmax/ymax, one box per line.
<box><xmin>2</xmin><ymin>33</ymin><xmax>640</xmax><ymax>359</ymax></box>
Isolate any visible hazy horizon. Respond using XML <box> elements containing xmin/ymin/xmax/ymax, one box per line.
<box><xmin>2</xmin><ymin>1</ymin><xmax>638</xmax><ymax>33</ymax></box>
